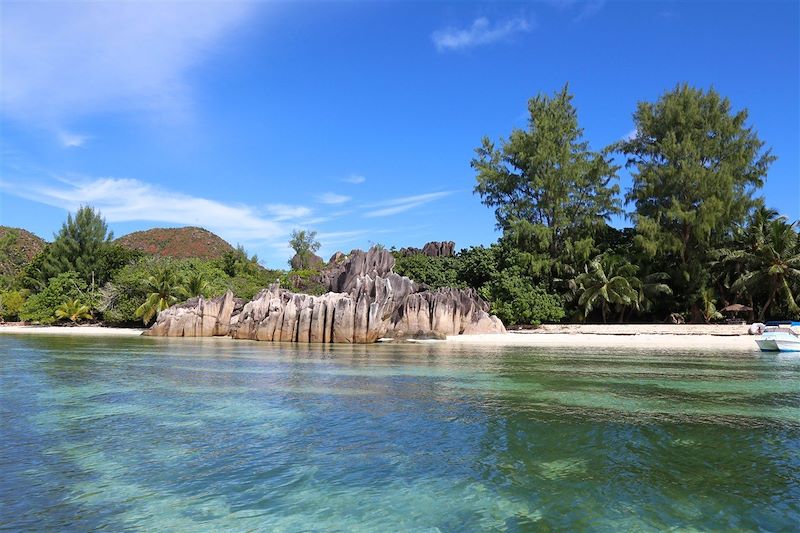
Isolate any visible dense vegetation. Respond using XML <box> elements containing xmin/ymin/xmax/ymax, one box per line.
<box><xmin>1</xmin><ymin>83</ymin><xmax>797</xmax><ymax>327</ymax></box>
<box><xmin>0</xmin><ymin>208</ymin><xmax>304</xmax><ymax>325</ymax></box>
<box><xmin>399</xmin><ymin>83</ymin><xmax>797</xmax><ymax>326</ymax></box>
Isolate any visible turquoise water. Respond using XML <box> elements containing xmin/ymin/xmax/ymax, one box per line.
<box><xmin>1</xmin><ymin>335</ymin><xmax>799</xmax><ymax>531</ymax></box>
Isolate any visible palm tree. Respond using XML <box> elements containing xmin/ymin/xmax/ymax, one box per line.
<box><xmin>573</xmin><ymin>255</ymin><xmax>640</xmax><ymax>323</ymax></box>
<box><xmin>631</xmin><ymin>271</ymin><xmax>672</xmax><ymax>317</ymax></box>
<box><xmin>183</xmin><ymin>271</ymin><xmax>209</xmax><ymax>298</ymax></box>
<box><xmin>135</xmin><ymin>266</ymin><xmax>183</xmax><ymax>324</ymax></box>
<box><xmin>733</xmin><ymin>218</ymin><xmax>800</xmax><ymax>320</ymax></box>
<box><xmin>55</xmin><ymin>299</ymin><xmax>92</xmax><ymax>323</ymax></box>
<box><xmin>696</xmin><ymin>287</ymin><xmax>723</xmax><ymax>324</ymax></box>
<box><xmin>711</xmin><ymin>206</ymin><xmax>780</xmax><ymax>307</ymax></box>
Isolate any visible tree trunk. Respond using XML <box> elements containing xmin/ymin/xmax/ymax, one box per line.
<box><xmin>759</xmin><ymin>284</ymin><xmax>779</xmax><ymax>322</ymax></box>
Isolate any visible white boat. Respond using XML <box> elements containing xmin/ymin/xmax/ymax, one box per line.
<box><xmin>756</xmin><ymin>321</ymin><xmax>800</xmax><ymax>352</ymax></box>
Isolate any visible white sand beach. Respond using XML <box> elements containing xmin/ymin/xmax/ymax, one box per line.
<box><xmin>0</xmin><ymin>323</ymin><xmax>762</xmax><ymax>350</ymax></box>
<box><xmin>0</xmin><ymin>325</ymin><xmax>145</xmax><ymax>336</ymax></box>
<box><xmin>448</xmin><ymin>324</ymin><xmax>759</xmax><ymax>351</ymax></box>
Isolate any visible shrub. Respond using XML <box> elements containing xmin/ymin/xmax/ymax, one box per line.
<box><xmin>19</xmin><ymin>272</ymin><xmax>88</xmax><ymax>324</ymax></box>
<box><xmin>393</xmin><ymin>254</ymin><xmax>463</xmax><ymax>289</ymax></box>
<box><xmin>483</xmin><ymin>270</ymin><xmax>564</xmax><ymax>326</ymax></box>
<box><xmin>0</xmin><ymin>289</ymin><xmax>29</xmax><ymax>321</ymax></box>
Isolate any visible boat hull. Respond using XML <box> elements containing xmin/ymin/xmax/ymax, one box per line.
<box><xmin>756</xmin><ymin>329</ymin><xmax>800</xmax><ymax>352</ymax></box>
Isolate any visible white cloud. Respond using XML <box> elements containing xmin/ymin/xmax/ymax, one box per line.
<box><xmin>0</xmin><ymin>176</ymin><xmax>287</xmax><ymax>244</ymax></box>
<box><xmin>58</xmin><ymin>131</ymin><xmax>89</xmax><ymax>148</ymax></box>
<box><xmin>432</xmin><ymin>17</ymin><xmax>531</xmax><ymax>52</ymax></box>
<box><xmin>316</xmin><ymin>192</ymin><xmax>351</xmax><ymax>205</ymax></box>
<box><xmin>265</xmin><ymin>204</ymin><xmax>313</xmax><ymax>221</ymax></box>
<box><xmin>343</xmin><ymin>174</ymin><xmax>366</xmax><ymax>184</ymax></box>
<box><xmin>0</xmin><ymin>1</ymin><xmax>252</xmax><ymax>126</ymax></box>
<box><xmin>364</xmin><ymin>191</ymin><xmax>454</xmax><ymax>218</ymax></box>
<box><xmin>623</xmin><ymin>128</ymin><xmax>637</xmax><ymax>141</ymax></box>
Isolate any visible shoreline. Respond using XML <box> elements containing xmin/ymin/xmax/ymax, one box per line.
<box><xmin>0</xmin><ymin>323</ymin><xmax>761</xmax><ymax>350</ymax></box>
<box><xmin>0</xmin><ymin>325</ymin><xmax>145</xmax><ymax>336</ymax></box>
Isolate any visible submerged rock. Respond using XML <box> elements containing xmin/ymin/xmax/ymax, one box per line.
<box><xmin>145</xmin><ymin>247</ymin><xmax>505</xmax><ymax>343</ymax></box>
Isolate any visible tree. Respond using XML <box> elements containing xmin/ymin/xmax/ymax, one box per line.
<box><xmin>615</xmin><ymin>84</ymin><xmax>775</xmax><ymax>312</ymax></box>
<box><xmin>55</xmin><ymin>299</ymin><xmax>92</xmax><ymax>323</ymax></box>
<box><xmin>220</xmin><ymin>245</ymin><xmax>260</xmax><ymax>277</ymax></box>
<box><xmin>472</xmin><ymin>84</ymin><xmax>620</xmax><ymax>260</ymax></box>
<box><xmin>135</xmin><ymin>265</ymin><xmax>184</xmax><ymax>324</ymax></box>
<box><xmin>732</xmin><ymin>217</ymin><xmax>800</xmax><ymax>320</ymax></box>
<box><xmin>572</xmin><ymin>255</ymin><xmax>640</xmax><ymax>323</ymax></box>
<box><xmin>19</xmin><ymin>272</ymin><xmax>88</xmax><ymax>324</ymax></box>
<box><xmin>44</xmin><ymin>206</ymin><xmax>114</xmax><ymax>286</ymax></box>
<box><xmin>481</xmin><ymin>267</ymin><xmax>565</xmax><ymax>326</ymax></box>
<box><xmin>288</xmin><ymin>230</ymin><xmax>321</xmax><ymax>270</ymax></box>
<box><xmin>183</xmin><ymin>271</ymin><xmax>209</xmax><ymax>298</ymax></box>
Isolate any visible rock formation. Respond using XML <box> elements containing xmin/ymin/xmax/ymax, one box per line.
<box><xmin>397</xmin><ymin>241</ymin><xmax>455</xmax><ymax>258</ymax></box>
<box><xmin>144</xmin><ymin>247</ymin><xmax>505</xmax><ymax>343</ymax></box>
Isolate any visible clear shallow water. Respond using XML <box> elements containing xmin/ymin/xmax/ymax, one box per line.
<box><xmin>1</xmin><ymin>335</ymin><xmax>798</xmax><ymax>532</ymax></box>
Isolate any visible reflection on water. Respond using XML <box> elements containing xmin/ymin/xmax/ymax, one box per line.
<box><xmin>1</xmin><ymin>335</ymin><xmax>798</xmax><ymax>531</ymax></box>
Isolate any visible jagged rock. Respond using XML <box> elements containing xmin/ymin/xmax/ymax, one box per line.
<box><xmin>328</xmin><ymin>251</ymin><xmax>347</xmax><ymax>265</ymax></box>
<box><xmin>290</xmin><ymin>252</ymin><xmax>324</xmax><ymax>270</ymax></box>
<box><xmin>142</xmin><ymin>290</ymin><xmax>240</xmax><ymax>337</ymax></box>
<box><xmin>422</xmin><ymin>241</ymin><xmax>455</xmax><ymax>257</ymax></box>
<box><xmin>398</xmin><ymin>241</ymin><xmax>456</xmax><ymax>257</ymax></box>
<box><xmin>145</xmin><ymin>247</ymin><xmax>505</xmax><ymax>343</ymax></box>
<box><xmin>319</xmin><ymin>247</ymin><xmax>401</xmax><ymax>293</ymax></box>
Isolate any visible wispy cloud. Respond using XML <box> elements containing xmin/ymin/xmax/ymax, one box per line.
<box><xmin>316</xmin><ymin>192</ymin><xmax>351</xmax><ymax>205</ymax></box>
<box><xmin>343</xmin><ymin>174</ymin><xmax>366</xmax><ymax>184</ymax></box>
<box><xmin>265</xmin><ymin>204</ymin><xmax>312</xmax><ymax>221</ymax></box>
<box><xmin>58</xmin><ymin>131</ymin><xmax>89</xmax><ymax>148</ymax></box>
<box><xmin>432</xmin><ymin>17</ymin><xmax>532</xmax><ymax>52</ymax></box>
<box><xmin>551</xmin><ymin>0</ymin><xmax>607</xmax><ymax>22</ymax></box>
<box><xmin>0</xmin><ymin>176</ymin><xmax>287</xmax><ymax>244</ymax></box>
<box><xmin>0</xmin><ymin>1</ymin><xmax>252</xmax><ymax>128</ymax></box>
<box><xmin>363</xmin><ymin>191</ymin><xmax>454</xmax><ymax>218</ymax></box>
<box><xmin>623</xmin><ymin>128</ymin><xmax>637</xmax><ymax>141</ymax></box>
<box><xmin>573</xmin><ymin>0</ymin><xmax>606</xmax><ymax>22</ymax></box>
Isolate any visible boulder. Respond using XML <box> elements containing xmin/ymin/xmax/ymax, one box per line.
<box><xmin>422</xmin><ymin>241</ymin><xmax>455</xmax><ymax>257</ymax></box>
<box><xmin>398</xmin><ymin>241</ymin><xmax>456</xmax><ymax>257</ymax></box>
<box><xmin>145</xmin><ymin>247</ymin><xmax>505</xmax><ymax>343</ymax></box>
<box><xmin>142</xmin><ymin>290</ymin><xmax>241</xmax><ymax>337</ymax></box>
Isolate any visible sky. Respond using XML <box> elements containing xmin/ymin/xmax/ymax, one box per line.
<box><xmin>1</xmin><ymin>0</ymin><xmax>798</xmax><ymax>268</ymax></box>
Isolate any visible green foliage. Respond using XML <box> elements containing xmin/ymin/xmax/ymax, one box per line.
<box><xmin>288</xmin><ymin>230</ymin><xmax>321</xmax><ymax>270</ymax></box>
<box><xmin>220</xmin><ymin>245</ymin><xmax>261</xmax><ymax>277</ymax></box>
<box><xmin>455</xmin><ymin>245</ymin><xmax>499</xmax><ymax>289</ymax></box>
<box><xmin>55</xmin><ymin>299</ymin><xmax>92</xmax><ymax>323</ymax></box>
<box><xmin>20</xmin><ymin>272</ymin><xmax>87</xmax><ymax>324</ymax></box>
<box><xmin>615</xmin><ymin>84</ymin><xmax>775</xmax><ymax>309</ymax></box>
<box><xmin>43</xmin><ymin>206</ymin><xmax>114</xmax><ymax>285</ymax></box>
<box><xmin>183</xmin><ymin>271</ymin><xmax>210</xmax><ymax>298</ymax></box>
<box><xmin>394</xmin><ymin>254</ymin><xmax>463</xmax><ymax>290</ymax></box>
<box><xmin>472</xmin><ymin>84</ymin><xmax>620</xmax><ymax>263</ymax></box>
<box><xmin>482</xmin><ymin>268</ymin><xmax>564</xmax><ymax>326</ymax></box>
<box><xmin>95</xmin><ymin>244</ymin><xmax>144</xmax><ymax>281</ymax></box>
<box><xmin>135</xmin><ymin>265</ymin><xmax>184</xmax><ymax>324</ymax></box>
<box><xmin>730</xmin><ymin>217</ymin><xmax>800</xmax><ymax>320</ymax></box>
<box><xmin>278</xmin><ymin>269</ymin><xmax>326</xmax><ymax>295</ymax></box>
<box><xmin>0</xmin><ymin>289</ymin><xmax>29</xmax><ymax>321</ymax></box>
<box><xmin>571</xmin><ymin>255</ymin><xmax>641</xmax><ymax>323</ymax></box>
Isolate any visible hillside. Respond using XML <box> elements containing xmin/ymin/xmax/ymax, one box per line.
<box><xmin>0</xmin><ymin>226</ymin><xmax>47</xmax><ymax>278</ymax></box>
<box><xmin>115</xmin><ymin>226</ymin><xmax>235</xmax><ymax>259</ymax></box>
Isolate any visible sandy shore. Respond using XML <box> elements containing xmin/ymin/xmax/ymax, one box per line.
<box><xmin>448</xmin><ymin>324</ymin><xmax>759</xmax><ymax>351</ymax></box>
<box><xmin>0</xmin><ymin>325</ymin><xmax>144</xmax><ymax>336</ymax></box>
<box><xmin>0</xmin><ymin>323</ymin><xmax>761</xmax><ymax>350</ymax></box>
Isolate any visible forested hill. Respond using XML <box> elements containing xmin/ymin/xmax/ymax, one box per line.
<box><xmin>114</xmin><ymin>227</ymin><xmax>235</xmax><ymax>259</ymax></box>
<box><xmin>0</xmin><ymin>226</ymin><xmax>47</xmax><ymax>278</ymax></box>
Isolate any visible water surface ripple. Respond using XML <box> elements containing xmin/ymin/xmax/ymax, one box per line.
<box><xmin>1</xmin><ymin>335</ymin><xmax>798</xmax><ymax>531</ymax></box>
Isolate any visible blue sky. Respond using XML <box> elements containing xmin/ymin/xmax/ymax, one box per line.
<box><xmin>1</xmin><ymin>1</ymin><xmax>797</xmax><ymax>267</ymax></box>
